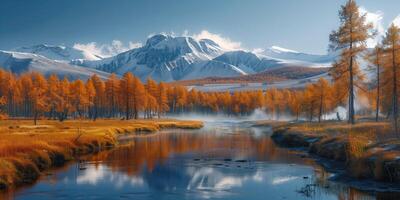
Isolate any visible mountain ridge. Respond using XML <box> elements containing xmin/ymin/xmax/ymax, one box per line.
<box><xmin>14</xmin><ymin>44</ymin><xmax>103</xmax><ymax>62</ymax></box>
<box><xmin>1</xmin><ymin>33</ymin><xmax>338</xmax><ymax>82</ymax></box>
<box><xmin>0</xmin><ymin>50</ymin><xmax>111</xmax><ymax>80</ymax></box>
<box><xmin>70</xmin><ymin>34</ymin><xmax>336</xmax><ymax>81</ymax></box>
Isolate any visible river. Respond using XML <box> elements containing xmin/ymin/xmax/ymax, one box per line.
<box><xmin>1</xmin><ymin>120</ymin><xmax>397</xmax><ymax>200</ymax></box>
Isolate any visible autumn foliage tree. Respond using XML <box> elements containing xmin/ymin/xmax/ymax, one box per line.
<box><xmin>56</xmin><ymin>78</ymin><xmax>71</xmax><ymax>121</ymax></box>
<box><xmin>314</xmin><ymin>78</ymin><xmax>332</xmax><ymax>122</ymax></box>
<box><xmin>367</xmin><ymin>45</ymin><xmax>384</xmax><ymax>122</ymax></box>
<box><xmin>156</xmin><ymin>82</ymin><xmax>169</xmax><ymax>118</ymax></box>
<box><xmin>329</xmin><ymin>0</ymin><xmax>373</xmax><ymax>124</ymax></box>
<box><xmin>31</xmin><ymin>73</ymin><xmax>49</xmax><ymax>125</ymax></box>
<box><xmin>120</xmin><ymin>72</ymin><xmax>135</xmax><ymax>120</ymax></box>
<box><xmin>381</xmin><ymin>24</ymin><xmax>400</xmax><ymax>135</ymax></box>
<box><xmin>105</xmin><ymin>73</ymin><xmax>120</xmax><ymax>118</ymax></box>
<box><xmin>70</xmin><ymin>79</ymin><xmax>89</xmax><ymax>118</ymax></box>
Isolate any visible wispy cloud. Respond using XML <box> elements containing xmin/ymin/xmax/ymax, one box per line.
<box><xmin>184</xmin><ymin>30</ymin><xmax>242</xmax><ymax>51</ymax></box>
<box><xmin>252</xmin><ymin>48</ymin><xmax>264</xmax><ymax>54</ymax></box>
<box><xmin>392</xmin><ymin>15</ymin><xmax>400</xmax><ymax>27</ymax></box>
<box><xmin>359</xmin><ymin>7</ymin><xmax>384</xmax><ymax>48</ymax></box>
<box><xmin>73</xmin><ymin>40</ymin><xmax>142</xmax><ymax>58</ymax></box>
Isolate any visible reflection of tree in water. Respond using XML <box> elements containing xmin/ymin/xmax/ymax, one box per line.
<box><xmin>82</xmin><ymin>129</ymin><xmax>385</xmax><ymax>199</ymax></box>
<box><xmin>298</xmin><ymin>156</ymin><xmax>385</xmax><ymax>200</ymax></box>
<box><xmin>86</xmin><ymin>130</ymin><xmax>311</xmax><ymax>176</ymax></box>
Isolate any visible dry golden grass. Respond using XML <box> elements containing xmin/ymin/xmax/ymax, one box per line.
<box><xmin>287</xmin><ymin>121</ymin><xmax>390</xmax><ymax>137</ymax></box>
<box><xmin>275</xmin><ymin>121</ymin><xmax>400</xmax><ymax>181</ymax></box>
<box><xmin>0</xmin><ymin>119</ymin><xmax>203</xmax><ymax>190</ymax></box>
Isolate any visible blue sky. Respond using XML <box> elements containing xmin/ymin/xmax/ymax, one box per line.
<box><xmin>1</xmin><ymin>0</ymin><xmax>399</xmax><ymax>55</ymax></box>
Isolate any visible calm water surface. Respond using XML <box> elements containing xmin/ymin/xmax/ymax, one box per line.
<box><xmin>2</xmin><ymin>120</ymin><xmax>399</xmax><ymax>200</ymax></box>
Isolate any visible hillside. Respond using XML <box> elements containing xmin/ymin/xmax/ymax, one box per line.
<box><xmin>171</xmin><ymin>66</ymin><xmax>329</xmax><ymax>86</ymax></box>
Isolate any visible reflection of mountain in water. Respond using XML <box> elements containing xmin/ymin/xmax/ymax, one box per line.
<box><xmin>143</xmin><ymin>161</ymin><xmax>261</xmax><ymax>192</ymax></box>
<box><xmin>6</xmin><ymin>123</ymin><xmax>382</xmax><ymax>200</ymax></box>
<box><xmin>87</xmin><ymin>126</ymin><xmax>311</xmax><ymax>174</ymax></box>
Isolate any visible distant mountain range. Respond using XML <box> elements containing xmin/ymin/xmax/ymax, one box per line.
<box><xmin>14</xmin><ymin>44</ymin><xmax>103</xmax><ymax>62</ymax></box>
<box><xmin>0</xmin><ymin>50</ymin><xmax>110</xmax><ymax>80</ymax></box>
<box><xmin>0</xmin><ymin>34</ymin><xmax>338</xmax><ymax>82</ymax></box>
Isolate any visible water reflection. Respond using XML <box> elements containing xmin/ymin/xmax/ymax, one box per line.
<box><xmin>2</xmin><ymin>122</ymin><xmax>398</xmax><ymax>200</ymax></box>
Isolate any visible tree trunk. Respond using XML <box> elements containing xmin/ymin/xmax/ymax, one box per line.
<box><xmin>392</xmin><ymin>47</ymin><xmax>398</xmax><ymax>136</ymax></box>
<box><xmin>34</xmin><ymin>112</ymin><xmax>38</xmax><ymax>125</ymax></box>
<box><xmin>349</xmin><ymin>54</ymin><xmax>355</xmax><ymax>124</ymax></box>
<box><xmin>337</xmin><ymin>112</ymin><xmax>341</xmax><ymax>121</ymax></box>
<box><xmin>318</xmin><ymin>90</ymin><xmax>323</xmax><ymax>123</ymax></box>
<box><xmin>376</xmin><ymin>64</ymin><xmax>380</xmax><ymax>122</ymax></box>
<box><xmin>125</xmin><ymin>95</ymin><xmax>129</xmax><ymax>120</ymax></box>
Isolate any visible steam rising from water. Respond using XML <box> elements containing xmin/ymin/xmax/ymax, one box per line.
<box><xmin>167</xmin><ymin>93</ymin><xmax>371</xmax><ymax>123</ymax></box>
<box><xmin>166</xmin><ymin>108</ymin><xmax>292</xmax><ymax>123</ymax></box>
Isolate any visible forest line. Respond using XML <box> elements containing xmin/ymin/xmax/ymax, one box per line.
<box><xmin>1</xmin><ymin>0</ymin><xmax>400</xmax><ymax>130</ymax></box>
<box><xmin>0</xmin><ymin>66</ymin><xmax>390</xmax><ymax>126</ymax></box>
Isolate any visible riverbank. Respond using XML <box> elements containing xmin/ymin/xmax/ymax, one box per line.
<box><xmin>267</xmin><ymin>121</ymin><xmax>400</xmax><ymax>186</ymax></box>
<box><xmin>0</xmin><ymin>119</ymin><xmax>203</xmax><ymax>190</ymax></box>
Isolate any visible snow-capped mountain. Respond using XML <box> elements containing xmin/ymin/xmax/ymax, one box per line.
<box><xmin>74</xmin><ymin>34</ymin><xmax>226</xmax><ymax>81</ymax></box>
<box><xmin>212</xmin><ymin>50</ymin><xmax>281</xmax><ymax>74</ymax></box>
<box><xmin>73</xmin><ymin>34</ymin><xmax>336</xmax><ymax>82</ymax></box>
<box><xmin>2</xmin><ymin>34</ymin><xmax>339</xmax><ymax>82</ymax></box>
<box><xmin>15</xmin><ymin>44</ymin><xmax>103</xmax><ymax>62</ymax></box>
<box><xmin>0</xmin><ymin>50</ymin><xmax>111</xmax><ymax>80</ymax></box>
<box><xmin>259</xmin><ymin>46</ymin><xmax>337</xmax><ymax>67</ymax></box>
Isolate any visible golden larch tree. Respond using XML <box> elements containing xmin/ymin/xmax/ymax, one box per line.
<box><xmin>105</xmin><ymin>73</ymin><xmax>120</xmax><ymax>117</ymax></box>
<box><xmin>156</xmin><ymin>82</ymin><xmax>169</xmax><ymax>118</ymax></box>
<box><xmin>382</xmin><ymin>24</ymin><xmax>400</xmax><ymax>135</ymax></box>
<box><xmin>85</xmin><ymin>78</ymin><xmax>96</xmax><ymax>119</ymax></box>
<box><xmin>314</xmin><ymin>78</ymin><xmax>332</xmax><ymax>122</ymax></box>
<box><xmin>31</xmin><ymin>73</ymin><xmax>49</xmax><ymax>125</ymax></box>
<box><xmin>47</xmin><ymin>74</ymin><xmax>61</xmax><ymax>120</ymax></box>
<box><xmin>329</xmin><ymin>0</ymin><xmax>373</xmax><ymax>124</ymax></box>
<box><xmin>70</xmin><ymin>79</ymin><xmax>89</xmax><ymax>118</ymax></box>
<box><xmin>119</xmin><ymin>73</ymin><xmax>135</xmax><ymax>119</ymax></box>
<box><xmin>367</xmin><ymin>45</ymin><xmax>384</xmax><ymax>122</ymax></box>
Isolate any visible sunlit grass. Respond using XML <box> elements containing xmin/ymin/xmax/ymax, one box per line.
<box><xmin>0</xmin><ymin>119</ymin><xmax>203</xmax><ymax>189</ymax></box>
<box><xmin>272</xmin><ymin>120</ymin><xmax>400</xmax><ymax>181</ymax></box>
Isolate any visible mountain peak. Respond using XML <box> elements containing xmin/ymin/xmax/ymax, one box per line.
<box><xmin>146</xmin><ymin>34</ymin><xmax>172</xmax><ymax>47</ymax></box>
<box><xmin>141</xmin><ymin>33</ymin><xmax>224</xmax><ymax>58</ymax></box>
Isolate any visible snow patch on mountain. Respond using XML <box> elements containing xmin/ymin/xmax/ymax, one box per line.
<box><xmin>259</xmin><ymin>46</ymin><xmax>338</xmax><ymax>67</ymax></box>
<box><xmin>0</xmin><ymin>50</ymin><xmax>111</xmax><ymax>80</ymax></box>
<box><xmin>270</xmin><ymin>46</ymin><xmax>299</xmax><ymax>53</ymax></box>
<box><xmin>212</xmin><ymin>50</ymin><xmax>282</xmax><ymax>74</ymax></box>
<box><xmin>15</xmin><ymin>44</ymin><xmax>103</xmax><ymax>62</ymax></box>
<box><xmin>182</xmin><ymin>60</ymin><xmax>248</xmax><ymax>80</ymax></box>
